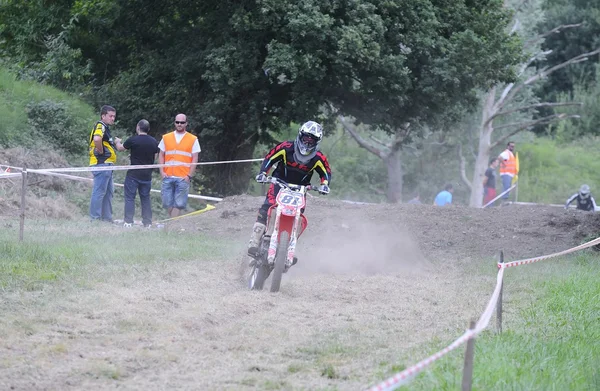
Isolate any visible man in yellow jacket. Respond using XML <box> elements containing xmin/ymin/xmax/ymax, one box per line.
<box><xmin>158</xmin><ymin>114</ymin><xmax>200</xmax><ymax>218</ymax></box>
<box><xmin>89</xmin><ymin>105</ymin><xmax>123</xmax><ymax>222</ymax></box>
<box><xmin>497</xmin><ymin>141</ymin><xmax>518</xmax><ymax>201</ymax></box>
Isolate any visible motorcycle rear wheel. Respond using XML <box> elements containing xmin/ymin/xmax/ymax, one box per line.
<box><xmin>248</xmin><ymin>263</ymin><xmax>269</xmax><ymax>290</ymax></box>
<box><xmin>270</xmin><ymin>231</ymin><xmax>289</xmax><ymax>293</ymax></box>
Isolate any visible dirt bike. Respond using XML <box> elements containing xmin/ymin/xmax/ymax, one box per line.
<box><xmin>248</xmin><ymin>177</ymin><xmax>317</xmax><ymax>292</ymax></box>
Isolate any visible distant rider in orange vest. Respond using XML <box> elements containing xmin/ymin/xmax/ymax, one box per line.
<box><xmin>497</xmin><ymin>141</ymin><xmax>517</xmax><ymax>201</ymax></box>
<box><xmin>158</xmin><ymin>114</ymin><xmax>200</xmax><ymax>218</ymax></box>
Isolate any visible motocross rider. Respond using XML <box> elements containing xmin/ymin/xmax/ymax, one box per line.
<box><xmin>565</xmin><ymin>184</ymin><xmax>597</xmax><ymax>212</ymax></box>
<box><xmin>247</xmin><ymin>121</ymin><xmax>332</xmax><ymax>262</ymax></box>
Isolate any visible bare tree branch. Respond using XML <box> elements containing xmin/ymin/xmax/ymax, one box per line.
<box><xmin>390</xmin><ymin>124</ymin><xmax>410</xmax><ymax>154</ymax></box>
<box><xmin>492</xmin><ymin>114</ymin><xmax>580</xmax><ymax>148</ymax></box>
<box><xmin>338</xmin><ymin>116</ymin><xmax>385</xmax><ymax>159</ymax></box>
<box><xmin>368</xmin><ymin>134</ymin><xmax>391</xmax><ymax>149</ymax></box>
<box><xmin>485</xmin><ymin>102</ymin><xmax>582</xmax><ymax>126</ymax></box>
<box><xmin>518</xmin><ymin>50</ymin><xmax>553</xmax><ymax>76</ymax></box>
<box><xmin>498</xmin><ymin>47</ymin><xmax>600</xmax><ymax>110</ymax></box>
<box><xmin>524</xmin><ymin>23</ymin><xmax>582</xmax><ymax>49</ymax></box>
<box><xmin>493</xmin><ymin>113</ymin><xmax>567</xmax><ymax>131</ymax></box>
<box><xmin>458</xmin><ymin>144</ymin><xmax>472</xmax><ymax>191</ymax></box>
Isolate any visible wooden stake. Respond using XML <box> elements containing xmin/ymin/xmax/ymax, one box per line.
<box><xmin>497</xmin><ymin>251</ymin><xmax>504</xmax><ymax>334</ymax></box>
<box><xmin>461</xmin><ymin>320</ymin><xmax>476</xmax><ymax>391</ymax></box>
<box><xmin>19</xmin><ymin>170</ymin><xmax>27</xmax><ymax>242</ymax></box>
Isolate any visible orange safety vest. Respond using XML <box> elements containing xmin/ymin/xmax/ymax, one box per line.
<box><xmin>162</xmin><ymin>131</ymin><xmax>198</xmax><ymax>177</ymax></box>
<box><xmin>499</xmin><ymin>149</ymin><xmax>517</xmax><ymax>176</ymax></box>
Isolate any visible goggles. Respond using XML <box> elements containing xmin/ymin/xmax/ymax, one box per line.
<box><xmin>300</xmin><ymin>134</ymin><xmax>318</xmax><ymax>146</ymax></box>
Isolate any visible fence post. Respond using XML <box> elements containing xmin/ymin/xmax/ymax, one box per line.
<box><xmin>496</xmin><ymin>251</ymin><xmax>504</xmax><ymax>334</ymax></box>
<box><xmin>461</xmin><ymin>320</ymin><xmax>476</xmax><ymax>391</ymax></box>
<box><xmin>19</xmin><ymin>169</ymin><xmax>27</xmax><ymax>242</ymax></box>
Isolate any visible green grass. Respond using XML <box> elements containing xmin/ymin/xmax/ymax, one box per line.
<box><xmin>384</xmin><ymin>253</ymin><xmax>600</xmax><ymax>390</ymax></box>
<box><xmin>0</xmin><ymin>67</ymin><xmax>95</xmax><ymax>147</ymax></box>
<box><xmin>0</xmin><ymin>218</ymin><xmax>238</xmax><ymax>290</ymax></box>
<box><xmin>518</xmin><ymin>137</ymin><xmax>600</xmax><ymax>204</ymax></box>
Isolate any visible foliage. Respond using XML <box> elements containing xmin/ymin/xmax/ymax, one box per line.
<box><xmin>517</xmin><ymin>136</ymin><xmax>600</xmax><ymax>204</ymax></box>
<box><xmin>538</xmin><ymin>0</ymin><xmax>600</xmax><ymax>98</ymax></box>
<box><xmin>26</xmin><ymin>100</ymin><xmax>90</xmax><ymax>154</ymax></box>
<box><xmin>0</xmin><ymin>67</ymin><xmax>96</xmax><ymax>151</ymax></box>
<box><xmin>545</xmin><ymin>64</ymin><xmax>600</xmax><ymax>141</ymax></box>
<box><xmin>1</xmin><ymin>0</ymin><xmax>523</xmax><ymax>195</ymax></box>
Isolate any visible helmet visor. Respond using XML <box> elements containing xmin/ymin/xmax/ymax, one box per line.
<box><xmin>300</xmin><ymin>133</ymin><xmax>318</xmax><ymax>147</ymax></box>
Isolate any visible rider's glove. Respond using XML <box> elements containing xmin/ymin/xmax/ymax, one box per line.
<box><xmin>318</xmin><ymin>184</ymin><xmax>330</xmax><ymax>195</ymax></box>
<box><xmin>256</xmin><ymin>172</ymin><xmax>268</xmax><ymax>183</ymax></box>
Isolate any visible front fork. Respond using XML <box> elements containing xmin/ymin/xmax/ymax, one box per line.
<box><xmin>267</xmin><ymin>207</ymin><xmax>301</xmax><ymax>269</ymax></box>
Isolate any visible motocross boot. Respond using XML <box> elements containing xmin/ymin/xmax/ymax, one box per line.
<box><xmin>247</xmin><ymin>222</ymin><xmax>266</xmax><ymax>260</ymax></box>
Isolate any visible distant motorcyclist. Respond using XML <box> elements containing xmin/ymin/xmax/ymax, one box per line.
<box><xmin>565</xmin><ymin>184</ymin><xmax>597</xmax><ymax>212</ymax></box>
<box><xmin>248</xmin><ymin>121</ymin><xmax>332</xmax><ymax>260</ymax></box>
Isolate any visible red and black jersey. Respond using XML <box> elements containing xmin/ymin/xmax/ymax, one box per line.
<box><xmin>260</xmin><ymin>141</ymin><xmax>331</xmax><ymax>186</ymax></box>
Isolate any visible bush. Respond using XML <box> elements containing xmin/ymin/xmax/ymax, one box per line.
<box><xmin>0</xmin><ymin>66</ymin><xmax>96</xmax><ymax>156</ymax></box>
<box><xmin>26</xmin><ymin>100</ymin><xmax>89</xmax><ymax>155</ymax></box>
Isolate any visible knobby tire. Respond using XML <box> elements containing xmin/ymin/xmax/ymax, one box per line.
<box><xmin>270</xmin><ymin>231</ymin><xmax>289</xmax><ymax>293</ymax></box>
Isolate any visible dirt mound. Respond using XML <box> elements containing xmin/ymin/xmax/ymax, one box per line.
<box><xmin>174</xmin><ymin>194</ymin><xmax>600</xmax><ymax>265</ymax></box>
<box><xmin>0</xmin><ymin>147</ymin><xmax>86</xmax><ymax>219</ymax></box>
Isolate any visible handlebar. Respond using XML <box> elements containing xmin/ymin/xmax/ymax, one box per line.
<box><xmin>259</xmin><ymin>176</ymin><xmax>317</xmax><ymax>192</ymax></box>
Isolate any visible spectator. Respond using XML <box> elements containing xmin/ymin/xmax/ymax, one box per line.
<box><xmin>497</xmin><ymin>141</ymin><xmax>518</xmax><ymax>201</ymax></box>
<box><xmin>407</xmin><ymin>193</ymin><xmax>422</xmax><ymax>204</ymax></box>
<box><xmin>565</xmin><ymin>184</ymin><xmax>597</xmax><ymax>212</ymax></box>
<box><xmin>483</xmin><ymin>158</ymin><xmax>499</xmax><ymax>206</ymax></box>
<box><xmin>158</xmin><ymin>114</ymin><xmax>200</xmax><ymax>218</ymax></box>
<box><xmin>116</xmin><ymin>119</ymin><xmax>159</xmax><ymax>227</ymax></box>
<box><xmin>434</xmin><ymin>184</ymin><xmax>453</xmax><ymax>206</ymax></box>
<box><xmin>89</xmin><ymin>105</ymin><xmax>121</xmax><ymax>222</ymax></box>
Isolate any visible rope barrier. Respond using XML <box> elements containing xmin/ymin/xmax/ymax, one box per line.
<box><xmin>0</xmin><ymin>172</ymin><xmax>23</xmax><ymax>180</ymax></box>
<box><xmin>499</xmin><ymin>236</ymin><xmax>600</xmax><ymax>269</ymax></box>
<box><xmin>27</xmin><ymin>169</ymin><xmax>223</xmax><ymax>202</ymax></box>
<box><xmin>367</xmin><ymin>235</ymin><xmax>598</xmax><ymax>391</ymax></box>
<box><xmin>27</xmin><ymin>158</ymin><xmax>262</xmax><ymax>174</ymax></box>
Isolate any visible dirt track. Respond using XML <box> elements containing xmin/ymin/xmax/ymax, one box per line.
<box><xmin>2</xmin><ymin>195</ymin><xmax>599</xmax><ymax>390</ymax></box>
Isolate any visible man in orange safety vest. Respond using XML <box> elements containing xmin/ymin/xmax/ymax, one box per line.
<box><xmin>497</xmin><ymin>141</ymin><xmax>518</xmax><ymax>201</ymax></box>
<box><xmin>158</xmin><ymin>113</ymin><xmax>201</xmax><ymax>218</ymax></box>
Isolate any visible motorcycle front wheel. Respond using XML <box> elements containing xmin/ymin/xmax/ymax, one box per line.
<box><xmin>270</xmin><ymin>231</ymin><xmax>290</xmax><ymax>293</ymax></box>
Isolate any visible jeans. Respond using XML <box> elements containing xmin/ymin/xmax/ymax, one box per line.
<box><xmin>501</xmin><ymin>174</ymin><xmax>513</xmax><ymax>200</ymax></box>
<box><xmin>161</xmin><ymin>176</ymin><xmax>189</xmax><ymax>209</ymax></box>
<box><xmin>124</xmin><ymin>175</ymin><xmax>153</xmax><ymax>226</ymax></box>
<box><xmin>90</xmin><ymin>163</ymin><xmax>114</xmax><ymax>221</ymax></box>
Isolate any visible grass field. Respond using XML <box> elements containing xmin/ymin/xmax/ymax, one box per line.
<box><xmin>1</xmin><ymin>218</ymin><xmax>599</xmax><ymax>390</ymax></box>
<box><xmin>404</xmin><ymin>254</ymin><xmax>600</xmax><ymax>391</ymax></box>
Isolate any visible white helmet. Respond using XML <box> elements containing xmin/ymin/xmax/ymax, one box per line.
<box><xmin>579</xmin><ymin>184</ymin><xmax>591</xmax><ymax>199</ymax></box>
<box><xmin>295</xmin><ymin>121</ymin><xmax>323</xmax><ymax>158</ymax></box>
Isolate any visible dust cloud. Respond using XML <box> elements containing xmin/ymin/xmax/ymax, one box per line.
<box><xmin>291</xmin><ymin>215</ymin><xmax>430</xmax><ymax>276</ymax></box>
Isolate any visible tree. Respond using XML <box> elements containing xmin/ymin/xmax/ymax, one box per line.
<box><xmin>465</xmin><ymin>0</ymin><xmax>600</xmax><ymax>207</ymax></box>
<box><xmin>0</xmin><ymin>0</ymin><xmax>522</xmax><ymax>196</ymax></box>
<box><xmin>537</xmin><ymin>0</ymin><xmax>600</xmax><ymax>98</ymax></box>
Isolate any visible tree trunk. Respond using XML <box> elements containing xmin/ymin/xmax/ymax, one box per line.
<box><xmin>385</xmin><ymin>149</ymin><xmax>403</xmax><ymax>203</ymax></box>
<box><xmin>205</xmin><ymin>130</ymin><xmax>259</xmax><ymax>196</ymax></box>
<box><xmin>469</xmin><ymin>89</ymin><xmax>495</xmax><ymax>207</ymax></box>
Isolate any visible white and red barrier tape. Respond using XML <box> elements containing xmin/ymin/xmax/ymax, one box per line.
<box><xmin>1</xmin><ymin>157</ymin><xmax>263</xmax><ymax>201</ymax></box>
<box><xmin>499</xmin><ymin>236</ymin><xmax>600</xmax><ymax>269</ymax></box>
<box><xmin>366</xmin><ymin>267</ymin><xmax>505</xmax><ymax>391</ymax></box>
<box><xmin>27</xmin><ymin>158</ymin><xmax>262</xmax><ymax>174</ymax></box>
<box><xmin>21</xmin><ymin>168</ymin><xmax>223</xmax><ymax>202</ymax></box>
<box><xmin>0</xmin><ymin>172</ymin><xmax>22</xmax><ymax>179</ymax></box>
<box><xmin>367</xmin><ymin>233</ymin><xmax>598</xmax><ymax>391</ymax></box>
